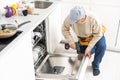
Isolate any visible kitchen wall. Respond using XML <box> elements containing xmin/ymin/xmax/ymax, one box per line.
<box><xmin>0</xmin><ymin>0</ymin><xmax>20</xmax><ymax>16</ymax></box>
<box><xmin>0</xmin><ymin>0</ymin><xmax>20</xmax><ymax>8</ymax></box>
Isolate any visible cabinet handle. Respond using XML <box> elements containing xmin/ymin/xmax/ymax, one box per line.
<box><xmin>115</xmin><ymin>20</ymin><xmax>120</xmax><ymax>46</ymax></box>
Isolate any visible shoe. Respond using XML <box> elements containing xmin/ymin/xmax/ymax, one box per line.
<box><xmin>93</xmin><ymin>69</ymin><xmax>100</xmax><ymax>76</ymax></box>
<box><xmin>77</xmin><ymin>54</ymin><xmax>84</xmax><ymax>60</ymax></box>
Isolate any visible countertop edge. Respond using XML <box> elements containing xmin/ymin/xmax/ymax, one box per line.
<box><xmin>0</xmin><ymin>1</ymin><xmax>60</xmax><ymax>56</ymax></box>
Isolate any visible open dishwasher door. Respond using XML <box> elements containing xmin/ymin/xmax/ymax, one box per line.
<box><xmin>35</xmin><ymin>53</ymin><xmax>89</xmax><ymax>80</ymax></box>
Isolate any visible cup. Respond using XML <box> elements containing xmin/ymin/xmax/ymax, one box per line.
<box><xmin>17</xmin><ymin>9</ymin><xmax>28</xmax><ymax>16</ymax></box>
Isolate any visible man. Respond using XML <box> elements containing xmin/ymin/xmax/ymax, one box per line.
<box><xmin>62</xmin><ymin>6</ymin><xmax>106</xmax><ymax>76</ymax></box>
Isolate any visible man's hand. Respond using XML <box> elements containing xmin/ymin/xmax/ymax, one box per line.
<box><xmin>85</xmin><ymin>50</ymin><xmax>91</xmax><ymax>59</ymax></box>
<box><xmin>70</xmin><ymin>42</ymin><xmax>76</xmax><ymax>50</ymax></box>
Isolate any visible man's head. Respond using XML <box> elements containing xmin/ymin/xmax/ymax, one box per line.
<box><xmin>68</xmin><ymin>6</ymin><xmax>86</xmax><ymax>24</ymax></box>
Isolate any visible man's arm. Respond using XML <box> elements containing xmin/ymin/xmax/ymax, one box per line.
<box><xmin>61</xmin><ymin>18</ymin><xmax>76</xmax><ymax>49</ymax></box>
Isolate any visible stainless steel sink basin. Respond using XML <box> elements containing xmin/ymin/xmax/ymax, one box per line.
<box><xmin>34</xmin><ymin>1</ymin><xmax>53</xmax><ymax>9</ymax></box>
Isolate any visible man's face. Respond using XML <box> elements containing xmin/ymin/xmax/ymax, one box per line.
<box><xmin>76</xmin><ymin>15</ymin><xmax>86</xmax><ymax>24</ymax></box>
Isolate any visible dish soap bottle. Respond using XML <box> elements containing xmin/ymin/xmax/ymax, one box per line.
<box><xmin>4</xmin><ymin>6</ymin><xmax>13</xmax><ymax>18</ymax></box>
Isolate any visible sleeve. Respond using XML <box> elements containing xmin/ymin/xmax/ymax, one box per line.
<box><xmin>86</xmin><ymin>17</ymin><xmax>103</xmax><ymax>51</ymax></box>
<box><xmin>61</xmin><ymin>18</ymin><xmax>74</xmax><ymax>45</ymax></box>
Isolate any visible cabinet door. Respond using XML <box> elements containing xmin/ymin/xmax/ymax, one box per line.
<box><xmin>91</xmin><ymin>5</ymin><xmax>120</xmax><ymax>47</ymax></box>
<box><xmin>47</xmin><ymin>3</ymin><xmax>62</xmax><ymax>53</ymax></box>
<box><xmin>116</xmin><ymin>20</ymin><xmax>120</xmax><ymax>48</ymax></box>
<box><xmin>116</xmin><ymin>34</ymin><xmax>120</xmax><ymax>48</ymax></box>
<box><xmin>0</xmin><ymin>32</ymin><xmax>35</xmax><ymax>80</ymax></box>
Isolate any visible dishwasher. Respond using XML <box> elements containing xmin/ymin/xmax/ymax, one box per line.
<box><xmin>32</xmin><ymin>20</ymin><xmax>89</xmax><ymax>80</ymax></box>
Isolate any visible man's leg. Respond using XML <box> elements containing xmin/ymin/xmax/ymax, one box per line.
<box><xmin>92</xmin><ymin>35</ymin><xmax>106</xmax><ymax>76</ymax></box>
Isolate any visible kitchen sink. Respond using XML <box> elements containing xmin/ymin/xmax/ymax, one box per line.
<box><xmin>34</xmin><ymin>1</ymin><xmax>53</xmax><ymax>9</ymax></box>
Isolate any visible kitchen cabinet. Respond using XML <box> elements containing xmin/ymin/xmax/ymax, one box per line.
<box><xmin>116</xmin><ymin>20</ymin><xmax>120</xmax><ymax>48</ymax></box>
<box><xmin>90</xmin><ymin>0</ymin><xmax>120</xmax><ymax>49</ymax></box>
<box><xmin>90</xmin><ymin>4</ymin><xmax>120</xmax><ymax>48</ymax></box>
<box><xmin>0</xmin><ymin>32</ymin><xmax>35</xmax><ymax>80</ymax></box>
<box><xmin>46</xmin><ymin>3</ymin><xmax>62</xmax><ymax>53</ymax></box>
<box><xmin>91</xmin><ymin>5</ymin><xmax>120</xmax><ymax>47</ymax></box>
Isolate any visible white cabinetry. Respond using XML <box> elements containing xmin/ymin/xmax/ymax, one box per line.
<box><xmin>0</xmin><ymin>32</ymin><xmax>35</xmax><ymax>80</ymax></box>
<box><xmin>90</xmin><ymin>0</ymin><xmax>120</xmax><ymax>48</ymax></box>
<box><xmin>46</xmin><ymin>3</ymin><xmax>62</xmax><ymax>53</ymax></box>
<box><xmin>116</xmin><ymin>20</ymin><xmax>120</xmax><ymax>48</ymax></box>
<box><xmin>91</xmin><ymin>5</ymin><xmax>120</xmax><ymax>47</ymax></box>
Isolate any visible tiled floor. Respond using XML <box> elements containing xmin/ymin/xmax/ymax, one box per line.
<box><xmin>54</xmin><ymin>43</ymin><xmax>120</xmax><ymax>80</ymax></box>
<box><xmin>84</xmin><ymin>51</ymin><xmax>120</xmax><ymax>80</ymax></box>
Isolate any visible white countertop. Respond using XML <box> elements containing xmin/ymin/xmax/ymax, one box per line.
<box><xmin>0</xmin><ymin>1</ymin><xmax>60</xmax><ymax>55</ymax></box>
